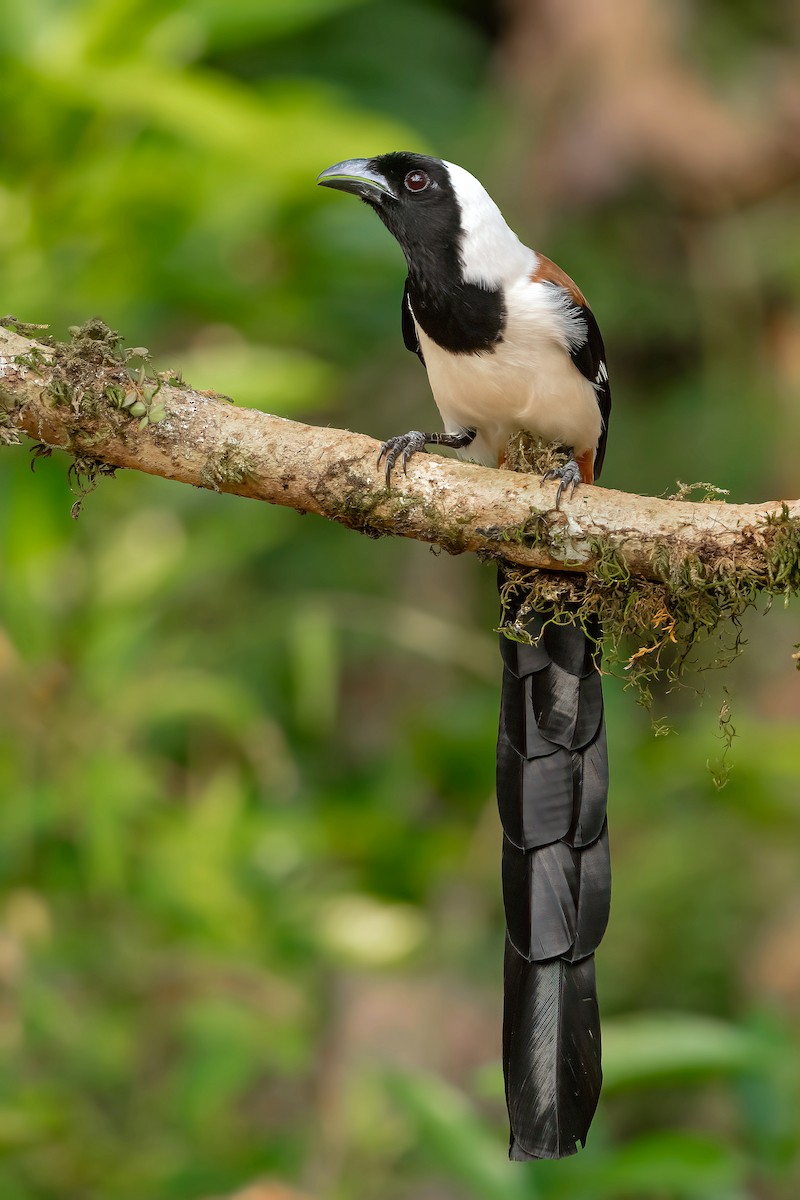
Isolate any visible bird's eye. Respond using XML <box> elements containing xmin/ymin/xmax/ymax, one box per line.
<box><xmin>404</xmin><ymin>170</ymin><xmax>430</xmax><ymax>193</ymax></box>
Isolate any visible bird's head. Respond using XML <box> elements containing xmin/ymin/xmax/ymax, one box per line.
<box><xmin>317</xmin><ymin>152</ymin><xmax>533</xmax><ymax>289</ymax></box>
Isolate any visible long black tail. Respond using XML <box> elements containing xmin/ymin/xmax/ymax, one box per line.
<box><xmin>497</xmin><ymin>573</ymin><xmax>610</xmax><ymax>1160</ymax></box>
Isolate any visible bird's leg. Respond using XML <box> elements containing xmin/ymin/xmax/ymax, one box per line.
<box><xmin>378</xmin><ymin>428</ymin><xmax>476</xmax><ymax>486</ymax></box>
<box><xmin>543</xmin><ymin>458</ymin><xmax>584</xmax><ymax>509</ymax></box>
<box><xmin>544</xmin><ymin>448</ymin><xmax>595</xmax><ymax>509</ymax></box>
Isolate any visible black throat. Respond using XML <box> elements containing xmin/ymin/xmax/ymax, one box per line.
<box><xmin>363</xmin><ymin>154</ymin><xmax>508</xmax><ymax>356</ymax></box>
<box><xmin>406</xmin><ymin>266</ymin><xmax>506</xmax><ymax>356</ymax></box>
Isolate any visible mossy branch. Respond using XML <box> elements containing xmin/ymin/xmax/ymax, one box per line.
<box><xmin>1</xmin><ymin>320</ymin><xmax>799</xmax><ymax>605</ymax></box>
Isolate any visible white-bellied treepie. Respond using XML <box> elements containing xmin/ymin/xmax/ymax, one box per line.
<box><xmin>318</xmin><ymin>152</ymin><xmax>611</xmax><ymax>1162</ymax></box>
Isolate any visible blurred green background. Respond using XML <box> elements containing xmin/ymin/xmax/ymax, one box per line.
<box><xmin>2</xmin><ymin>1</ymin><xmax>800</xmax><ymax>1197</ymax></box>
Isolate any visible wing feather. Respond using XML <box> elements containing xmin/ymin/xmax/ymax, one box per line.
<box><xmin>402</xmin><ymin>277</ymin><xmax>424</xmax><ymax>364</ymax></box>
<box><xmin>530</xmin><ymin>255</ymin><xmax>611</xmax><ymax>479</ymax></box>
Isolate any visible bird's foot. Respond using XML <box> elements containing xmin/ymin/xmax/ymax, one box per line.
<box><xmin>377</xmin><ymin>430</ymin><xmax>428</xmax><ymax>486</ymax></box>
<box><xmin>543</xmin><ymin>458</ymin><xmax>583</xmax><ymax>509</ymax></box>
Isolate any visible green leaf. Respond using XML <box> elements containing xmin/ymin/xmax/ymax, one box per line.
<box><xmin>387</xmin><ymin>1072</ymin><xmax>533</xmax><ymax>1200</ymax></box>
<box><xmin>167</xmin><ymin>0</ymin><xmax>374</xmax><ymax>50</ymax></box>
<box><xmin>594</xmin><ymin>1131</ymin><xmax>747</xmax><ymax>1199</ymax></box>
<box><xmin>31</xmin><ymin>57</ymin><xmax>419</xmax><ymax>200</ymax></box>
<box><xmin>177</xmin><ymin>341</ymin><xmax>335</xmax><ymax>412</ymax></box>
<box><xmin>602</xmin><ymin>1014</ymin><xmax>763</xmax><ymax>1091</ymax></box>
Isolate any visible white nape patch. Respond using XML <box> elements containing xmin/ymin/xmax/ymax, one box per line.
<box><xmin>443</xmin><ymin>161</ymin><xmax>536</xmax><ymax>289</ymax></box>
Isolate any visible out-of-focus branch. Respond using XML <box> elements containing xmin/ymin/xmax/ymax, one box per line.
<box><xmin>1</xmin><ymin>322</ymin><xmax>798</xmax><ymax>589</ymax></box>
<box><xmin>504</xmin><ymin>0</ymin><xmax>800</xmax><ymax>212</ymax></box>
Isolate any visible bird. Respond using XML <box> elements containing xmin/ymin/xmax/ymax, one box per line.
<box><xmin>317</xmin><ymin>152</ymin><xmax>611</xmax><ymax>1161</ymax></box>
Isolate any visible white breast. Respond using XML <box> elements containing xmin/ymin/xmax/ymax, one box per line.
<box><xmin>413</xmin><ymin>279</ymin><xmax>603</xmax><ymax>466</ymax></box>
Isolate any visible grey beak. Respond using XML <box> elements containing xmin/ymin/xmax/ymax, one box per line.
<box><xmin>317</xmin><ymin>159</ymin><xmax>395</xmax><ymax>202</ymax></box>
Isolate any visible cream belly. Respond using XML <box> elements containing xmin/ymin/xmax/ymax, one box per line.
<box><xmin>413</xmin><ymin>279</ymin><xmax>602</xmax><ymax>466</ymax></box>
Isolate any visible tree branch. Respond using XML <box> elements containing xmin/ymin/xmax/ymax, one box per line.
<box><xmin>1</xmin><ymin>322</ymin><xmax>798</xmax><ymax>591</ymax></box>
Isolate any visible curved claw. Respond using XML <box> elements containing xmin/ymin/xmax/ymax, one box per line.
<box><xmin>543</xmin><ymin>458</ymin><xmax>583</xmax><ymax>510</ymax></box>
<box><xmin>377</xmin><ymin>430</ymin><xmax>428</xmax><ymax>486</ymax></box>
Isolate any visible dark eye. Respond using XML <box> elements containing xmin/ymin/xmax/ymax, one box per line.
<box><xmin>404</xmin><ymin>170</ymin><xmax>430</xmax><ymax>193</ymax></box>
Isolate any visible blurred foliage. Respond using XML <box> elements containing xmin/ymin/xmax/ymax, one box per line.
<box><xmin>1</xmin><ymin>0</ymin><xmax>800</xmax><ymax>1198</ymax></box>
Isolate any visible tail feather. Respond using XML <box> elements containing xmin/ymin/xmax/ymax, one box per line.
<box><xmin>497</xmin><ymin>582</ymin><xmax>610</xmax><ymax>1160</ymax></box>
<box><xmin>496</xmin><ymin>732</ymin><xmax>574</xmax><ymax>848</ymax></box>
<box><xmin>572</xmin><ymin>822</ymin><xmax>611</xmax><ymax>959</ymax></box>
<box><xmin>504</xmin><ymin>948</ymin><xmax>602</xmax><ymax>1161</ymax></box>
<box><xmin>571</xmin><ymin>722</ymin><xmax>608</xmax><ymax>846</ymax></box>
<box><xmin>529</xmin><ymin>661</ymin><xmax>603</xmax><ymax>748</ymax></box>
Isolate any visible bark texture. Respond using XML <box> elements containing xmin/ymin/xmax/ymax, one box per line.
<box><xmin>1</xmin><ymin>323</ymin><xmax>798</xmax><ymax>588</ymax></box>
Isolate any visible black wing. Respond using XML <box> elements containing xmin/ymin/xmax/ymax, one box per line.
<box><xmin>402</xmin><ymin>277</ymin><xmax>425</xmax><ymax>365</ymax></box>
<box><xmin>568</xmin><ymin>304</ymin><xmax>611</xmax><ymax>480</ymax></box>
